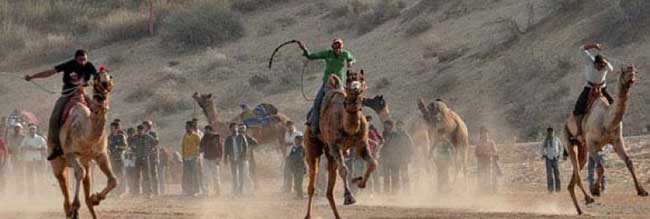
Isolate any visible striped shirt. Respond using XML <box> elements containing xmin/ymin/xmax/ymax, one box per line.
<box><xmin>130</xmin><ymin>134</ymin><xmax>158</xmax><ymax>160</ymax></box>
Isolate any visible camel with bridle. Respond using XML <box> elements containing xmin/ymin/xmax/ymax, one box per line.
<box><xmin>416</xmin><ymin>99</ymin><xmax>469</xmax><ymax>185</ymax></box>
<box><xmin>192</xmin><ymin>92</ymin><xmax>290</xmax><ymax>153</ymax></box>
<box><xmin>51</xmin><ymin>74</ymin><xmax>116</xmax><ymax>219</ymax></box>
<box><xmin>303</xmin><ymin>70</ymin><xmax>377</xmax><ymax>219</ymax></box>
<box><xmin>563</xmin><ymin>66</ymin><xmax>647</xmax><ymax>215</ymax></box>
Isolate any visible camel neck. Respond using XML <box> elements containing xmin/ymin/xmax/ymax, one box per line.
<box><xmin>607</xmin><ymin>82</ymin><xmax>632</xmax><ymax>129</ymax></box>
<box><xmin>343</xmin><ymin>110</ymin><xmax>362</xmax><ymax>134</ymax></box>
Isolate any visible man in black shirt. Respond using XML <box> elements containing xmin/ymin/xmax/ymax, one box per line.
<box><xmin>24</xmin><ymin>49</ymin><xmax>98</xmax><ymax>160</ymax></box>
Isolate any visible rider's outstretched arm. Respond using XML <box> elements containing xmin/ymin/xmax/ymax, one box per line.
<box><xmin>25</xmin><ymin>69</ymin><xmax>57</xmax><ymax>81</ymax></box>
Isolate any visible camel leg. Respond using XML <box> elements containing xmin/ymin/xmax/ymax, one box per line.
<box><xmin>330</xmin><ymin>144</ymin><xmax>355</xmax><ymax>205</ymax></box>
<box><xmin>81</xmin><ymin>160</ymin><xmax>97</xmax><ymax>219</ymax></box>
<box><xmin>51</xmin><ymin>158</ymin><xmax>72</xmax><ymax>217</ymax></box>
<box><xmin>66</xmin><ymin>153</ymin><xmax>86</xmax><ymax>219</ymax></box>
<box><xmin>351</xmin><ymin>142</ymin><xmax>377</xmax><ymax>189</ymax></box>
<box><xmin>325</xmin><ymin>152</ymin><xmax>341</xmax><ymax>219</ymax></box>
<box><xmin>93</xmin><ymin>153</ymin><xmax>118</xmax><ymax>205</ymax></box>
<box><xmin>577</xmin><ymin>141</ymin><xmax>594</xmax><ymax>205</ymax></box>
<box><xmin>612</xmin><ymin>138</ymin><xmax>648</xmax><ymax>196</ymax></box>
<box><xmin>592</xmin><ymin>156</ymin><xmax>604</xmax><ymax>197</ymax></box>
<box><xmin>304</xmin><ymin>149</ymin><xmax>321</xmax><ymax>219</ymax></box>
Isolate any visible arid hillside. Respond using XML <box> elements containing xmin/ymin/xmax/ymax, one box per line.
<box><xmin>2</xmin><ymin>0</ymin><xmax>650</xmax><ymax>144</ymax></box>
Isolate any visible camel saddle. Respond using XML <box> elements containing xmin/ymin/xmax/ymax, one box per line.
<box><xmin>61</xmin><ymin>89</ymin><xmax>88</xmax><ymax>125</ymax></box>
<box><xmin>586</xmin><ymin>82</ymin><xmax>608</xmax><ymax>109</ymax></box>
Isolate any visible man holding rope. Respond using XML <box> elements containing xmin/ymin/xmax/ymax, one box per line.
<box><xmin>24</xmin><ymin>49</ymin><xmax>99</xmax><ymax>160</ymax></box>
<box><xmin>298</xmin><ymin>38</ymin><xmax>356</xmax><ymax>136</ymax></box>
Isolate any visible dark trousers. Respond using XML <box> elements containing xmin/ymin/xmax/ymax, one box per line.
<box><xmin>544</xmin><ymin>157</ymin><xmax>561</xmax><ymax>192</ymax></box>
<box><xmin>307</xmin><ymin>85</ymin><xmax>327</xmax><ymax>132</ymax></box>
<box><xmin>573</xmin><ymin>86</ymin><xmax>614</xmax><ymax>115</ymax></box>
<box><xmin>126</xmin><ymin>166</ymin><xmax>139</xmax><ymax>195</ymax></box>
<box><xmin>291</xmin><ymin>167</ymin><xmax>305</xmax><ymax>197</ymax></box>
<box><xmin>182</xmin><ymin>159</ymin><xmax>200</xmax><ymax>195</ymax></box>
<box><xmin>230</xmin><ymin>160</ymin><xmax>246</xmax><ymax>196</ymax></box>
<box><xmin>147</xmin><ymin>156</ymin><xmax>159</xmax><ymax>195</ymax></box>
<box><xmin>134</xmin><ymin>157</ymin><xmax>152</xmax><ymax>195</ymax></box>
<box><xmin>48</xmin><ymin>95</ymin><xmax>70</xmax><ymax>148</ymax></box>
<box><xmin>110</xmin><ymin>158</ymin><xmax>125</xmax><ymax>195</ymax></box>
<box><xmin>382</xmin><ymin>163</ymin><xmax>401</xmax><ymax>194</ymax></box>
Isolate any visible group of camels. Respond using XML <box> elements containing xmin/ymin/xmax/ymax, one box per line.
<box><xmin>46</xmin><ymin>63</ymin><xmax>645</xmax><ymax>218</ymax></box>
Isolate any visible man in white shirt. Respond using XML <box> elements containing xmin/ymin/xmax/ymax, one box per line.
<box><xmin>573</xmin><ymin>43</ymin><xmax>615</xmax><ymax>139</ymax></box>
<box><xmin>20</xmin><ymin>124</ymin><xmax>47</xmax><ymax>196</ymax></box>
<box><xmin>540</xmin><ymin>127</ymin><xmax>563</xmax><ymax>193</ymax></box>
<box><xmin>282</xmin><ymin>121</ymin><xmax>302</xmax><ymax>192</ymax></box>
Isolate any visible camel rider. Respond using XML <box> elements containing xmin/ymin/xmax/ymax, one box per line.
<box><xmin>24</xmin><ymin>49</ymin><xmax>99</xmax><ymax>160</ymax></box>
<box><xmin>573</xmin><ymin>43</ymin><xmax>614</xmax><ymax>139</ymax></box>
<box><xmin>297</xmin><ymin>38</ymin><xmax>356</xmax><ymax>135</ymax></box>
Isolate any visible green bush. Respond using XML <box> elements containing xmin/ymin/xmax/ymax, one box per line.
<box><xmin>161</xmin><ymin>2</ymin><xmax>245</xmax><ymax>51</ymax></box>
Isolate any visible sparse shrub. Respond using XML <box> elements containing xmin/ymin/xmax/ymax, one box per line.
<box><xmin>438</xmin><ymin>49</ymin><xmax>465</xmax><ymax>63</ymax></box>
<box><xmin>107</xmin><ymin>52</ymin><xmax>126</xmax><ymax>65</ymax></box>
<box><xmin>168</xmin><ymin>60</ymin><xmax>181</xmax><ymax>67</ymax></box>
<box><xmin>0</xmin><ymin>24</ymin><xmax>27</xmax><ymax>58</ymax></box>
<box><xmin>146</xmin><ymin>92</ymin><xmax>192</xmax><ymax>116</ymax></box>
<box><xmin>405</xmin><ymin>19</ymin><xmax>432</xmax><ymax>36</ymax></box>
<box><xmin>217</xmin><ymin>82</ymin><xmax>262</xmax><ymax>110</ymax></box>
<box><xmin>125</xmin><ymin>86</ymin><xmax>155</xmax><ymax>103</ymax></box>
<box><xmin>249</xmin><ymin>74</ymin><xmax>271</xmax><ymax>88</ymax></box>
<box><xmin>276</xmin><ymin>17</ymin><xmax>296</xmax><ymax>28</ymax></box>
<box><xmin>232</xmin><ymin>0</ymin><xmax>290</xmax><ymax>13</ymax></box>
<box><xmin>161</xmin><ymin>2</ymin><xmax>244</xmax><ymax>51</ymax></box>
<box><xmin>356</xmin><ymin>0</ymin><xmax>404</xmax><ymax>34</ymax></box>
<box><xmin>374</xmin><ymin>77</ymin><xmax>391</xmax><ymax>90</ymax></box>
<box><xmin>257</xmin><ymin>22</ymin><xmax>277</xmax><ymax>36</ymax></box>
<box><xmin>94</xmin><ymin>10</ymin><xmax>150</xmax><ymax>45</ymax></box>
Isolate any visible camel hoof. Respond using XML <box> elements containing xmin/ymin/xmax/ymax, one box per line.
<box><xmin>344</xmin><ymin>193</ymin><xmax>356</xmax><ymax>205</ymax></box>
<box><xmin>591</xmin><ymin>189</ymin><xmax>600</xmax><ymax>197</ymax></box>
<box><xmin>585</xmin><ymin>196</ymin><xmax>595</xmax><ymax>205</ymax></box>
<box><xmin>352</xmin><ymin>177</ymin><xmax>366</xmax><ymax>188</ymax></box>
<box><xmin>304</xmin><ymin>216</ymin><xmax>311</xmax><ymax>219</ymax></box>
<box><xmin>90</xmin><ymin>193</ymin><xmax>103</xmax><ymax>206</ymax></box>
<box><xmin>638</xmin><ymin>190</ymin><xmax>649</xmax><ymax>196</ymax></box>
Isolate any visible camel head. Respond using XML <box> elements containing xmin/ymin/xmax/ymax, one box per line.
<box><xmin>620</xmin><ymin>65</ymin><xmax>637</xmax><ymax>88</ymax></box>
<box><xmin>92</xmin><ymin>72</ymin><xmax>114</xmax><ymax>105</ymax></box>
<box><xmin>192</xmin><ymin>92</ymin><xmax>213</xmax><ymax>109</ymax></box>
<box><xmin>363</xmin><ymin>95</ymin><xmax>387</xmax><ymax>113</ymax></box>
<box><xmin>344</xmin><ymin>70</ymin><xmax>367</xmax><ymax>113</ymax></box>
<box><xmin>418</xmin><ymin>98</ymin><xmax>449</xmax><ymax>124</ymax></box>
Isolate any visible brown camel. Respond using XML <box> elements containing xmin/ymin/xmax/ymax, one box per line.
<box><xmin>192</xmin><ymin>92</ymin><xmax>290</xmax><ymax>153</ymax></box>
<box><xmin>51</xmin><ymin>74</ymin><xmax>116</xmax><ymax>219</ymax></box>
<box><xmin>417</xmin><ymin>99</ymin><xmax>469</xmax><ymax>183</ymax></box>
<box><xmin>563</xmin><ymin>66</ymin><xmax>647</xmax><ymax>215</ymax></box>
<box><xmin>304</xmin><ymin>70</ymin><xmax>377</xmax><ymax>219</ymax></box>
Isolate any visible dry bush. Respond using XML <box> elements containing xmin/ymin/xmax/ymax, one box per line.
<box><xmin>249</xmin><ymin>74</ymin><xmax>272</xmax><ymax>88</ymax></box>
<box><xmin>107</xmin><ymin>52</ymin><xmax>126</xmax><ymax>65</ymax></box>
<box><xmin>356</xmin><ymin>0</ymin><xmax>405</xmax><ymax>34</ymax></box>
<box><xmin>276</xmin><ymin>17</ymin><xmax>296</xmax><ymax>28</ymax></box>
<box><xmin>374</xmin><ymin>77</ymin><xmax>391</xmax><ymax>90</ymax></box>
<box><xmin>231</xmin><ymin>0</ymin><xmax>290</xmax><ymax>13</ymax></box>
<box><xmin>326</xmin><ymin>0</ymin><xmax>405</xmax><ymax>35</ymax></box>
<box><xmin>405</xmin><ymin>19</ymin><xmax>432</xmax><ymax>36</ymax></box>
<box><xmin>92</xmin><ymin>9</ymin><xmax>150</xmax><ymax>45</ymax></box>
<box><xmin>0</xmin><ymin>23</ymin><xmax>27</xmax><ymax>58</ymax></box>
<box><xmin>257</xmin><ymin>22</ymin><xmax>277</xmax><ymax>36</ymax></box>
<box><xmin>217</xmin><ymin>82</ymin><xmax>262</xmax><ymax>110</ymax></box>
<box><xmin>161</xmin><ymin>1</ymin><xmax>244</xmax><ymax>51</ymax></box>
<box><xmin>145</xmin><ymin>91</ymin><xmax>192</xmax><ymax>116</ymax></box>
<box><xmin>125</xmin><ymin>85</ymin><xmax>155</xmax><ymax>103</ymax></box>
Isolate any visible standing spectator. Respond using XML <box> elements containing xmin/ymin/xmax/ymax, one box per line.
<box><xmin>200</xmin><ymin>125</ymin><xmax>223</xmax><ymax>196</ymax></box>
<box><xmin>432</xmin><ymin>136</ymin><xmax>455</xmax><ymax>194</ymax></box>
<box><xmin>238</xmin><ymin>124</ymin><xmax>259</xmax><ymax>192</ymax></box>
<box><xmin>158</xmin><ymin>147</ymin><xmax>169</xmax><ymax>195</ymax></box>
<box><xmin>476</xmin><ymin>127</ymin><xmax>498</xmax><ymax>194</ymax></box>
<box><xmin>286</xmin><ymin>135</ymin><xmax>306</xmax><ymax>199</ymax></box>
<box><xmin>224</xmin><ymin>123</ymin><xmax>248</xmax><ymax>196</ymax></box>
<box><xmin>540</xmin><ymin>127</ymin><xmax>563</xmax><ymax>193</ymax></box>
<box><xmin>19</xmin><ymin>124</ymin><xmax>47</xmax><ymax>196</ymax></box>
<box><xmin>0</xmin><ymin>134</ymin><xmax>7</xmax><ymax>196</ymax></box>
<box><xmin>124</xmin><ymin>127</ymin><xmax>138</xmax><ymax>195</ymax></box>
<box><xmin>588</xmin><ymin>144</ymin><xmax>612</xmax><ymax>196</ymax></box>
<box><xmin>381</xmin><ymin>120</ymin><xmax>413</xmax><ymax>194</ymax></box>
<box><xmin>7</xmin><ymin>124</ymin><xmax>25</xmax><ymax>195</ymax></box>
<box><xmin>108</xmin><ymin>122</ymin><xmax>127</xmax><ymax>196</ymax></box>
<box><xmin>366</xmin><ymin>116</ymin><xmax>383</xmax><ymax>193</ymax></box>
<box><xmin>182</xmin><ymin>121</ymin><xmax>202</xmax><ymax>196</ymax></box>
<box><xmin>143</xmin><ymin>120</ymin><xmax>160</xmax><ymax>195</ymax></box>
<box><xmin>395</xmin><ymin>120</ymin><xmax>413</xmax><ymax>193</ymax></box>
<box><xmin>131</xmin><ymin>125</ymin><xmax>159</xmax><ymax>196</ymax></box>
<box><xmin>283</xmin><ymin>121</ymin><xmax>302</xmax><ymax>192</ymax></box>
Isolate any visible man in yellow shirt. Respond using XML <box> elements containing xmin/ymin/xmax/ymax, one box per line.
<box><xmin>181</xmin><ymin>121</ymin><xmax>201</xmax><ymax>196</ymax></box>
